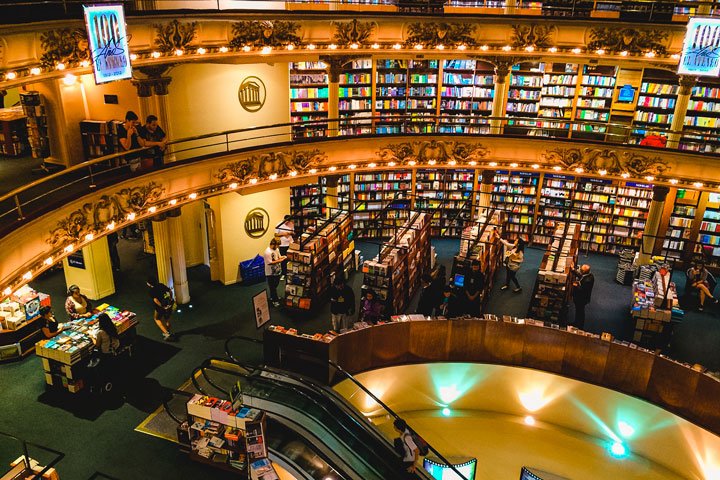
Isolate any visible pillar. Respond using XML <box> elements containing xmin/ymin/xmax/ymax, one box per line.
<box><xmin>151</xmin><ymin>215</ymin><xmax>174</xmax><ymax>290</ymax></box>
<box><xmin>477</xmin><ymin>170</ymin><xmax>495</xmax><ymax>216</ymax></box>
<box><xmin>324</xmin><ymin>58</ymin><xmax>343</xmax><ymax>137</ymax></box>
<box><xmin>167</xmin><ymin>209</ymin><xmax>190</xmax><ymax>304</ymax></box>
<box><xmin>62</xmin><ymin>237</ymin><xmax>115</xmax><ymax>300</ymax></box>
<box><xmin>131</xmin><ymin>79</ymin><xmax>154</xmax><ymax>122</ymax></box>
<box><xmin>326</xmin><ymin>175</ymin><xmax>339</xmax><ymax>217</ymax></box>
<box><xmin>490</xmin><ymin>63</ymin><xmax>512</xmax><ymax>135</ymax></box>
<box><xmin>133</xmin><ymin>67</ymin><xmax>175</xmax><ymax>161</ymax></box>
<box><xmin>666</xmin><ymin>75</ymin><xmax>696</xmax><ymax>149</ymax></box>
<box><xmin>639</xmin><ymin>186</ymin><xmax>670</xmax><ymax>265</ymax></box>
<box><xmin>504</xmin><ymin>0</ymin><xmax>518</xmax><ymax>15</ymax></box>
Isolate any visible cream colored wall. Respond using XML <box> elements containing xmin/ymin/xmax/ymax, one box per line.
<box><xmin>166</xmin><ymin>62</ymin><xmax>291</xmax><ymax>156</ymax></box>
<box><xmin>155</xmin><ymin>0</ymin><xmax>284</xmax><ymax>8</ymax></box>
<box><xmin>181</xmin><ymin>202</ymin><xmax>207</xmax><ymax>268</ymax></box>
<box><xmin>207</xmin><ymin>188</ymin><xmax>290</xmax><ymax>285</ymax></box>
<box><xmin>61</xmin><ymin>237</ymin><xmax>115</xmax><ymax>301</ymax></box>
<box><xmin>3</xmin><ymin>87</ymin><xmax>20</xmax><ymax>107</ymax></box>
<box><xmin>78</xmin><ymin>75</ymin><xmax>140</xmax><ymax>122</ymax></box>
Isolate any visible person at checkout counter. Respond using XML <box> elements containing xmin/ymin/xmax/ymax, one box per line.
<box><xmin>64</xmin><ymin>285</ymin><xmax>94</xmax><ymax>320</ymax></box>
<box><xmin>39</xmin><ymin>306</ymin><xmax>64</xmax><ymax>339</ymax></box>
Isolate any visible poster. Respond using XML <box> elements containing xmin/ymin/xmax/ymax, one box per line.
<box><xmin>83</xmin><ymin>4</ymin><xmax>132</xmax><ymax>84</ymax></box>
<box><xmin>253</xmin><ymin>290</ymin><xmax>271</xmax><ymax>329</ymax></box>
<box><xmin>678</xmin><ymin>17</ymin><xmax>720</xmax><ymax>76</ymax></box>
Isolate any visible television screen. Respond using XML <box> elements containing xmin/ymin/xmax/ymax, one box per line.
<box><xmin>617</xmin><ymin>85</ymin><xmax>636</xmax><ymax>103</ymax></box>
<box><xmin>84</xmin><ymin>4</ymin><xmax>132</xmax><ymax>85</ymax></box>
<box><xmin>453</xmin><ymin>274</ymin><xmax>465</xmax><ymax>288</ymax></box>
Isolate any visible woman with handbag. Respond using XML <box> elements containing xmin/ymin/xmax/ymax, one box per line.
<box><xmin>495</xmin><ymin>232</ymin><xmax>526</xmax><ymax>293</ymax></box>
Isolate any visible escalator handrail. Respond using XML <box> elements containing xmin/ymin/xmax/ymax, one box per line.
<box><xmin>329</xmin><ymin>360</ymin><xmax>470</xmax><ymax>480</ymax></box>
<box><xmin>224</xmin><ymin>335</ymin><xmax>264</xmax><ymax>365</ymax></box>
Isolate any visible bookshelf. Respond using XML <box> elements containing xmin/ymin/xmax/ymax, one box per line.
<box><xmin>695</xmin><ymin>192</ymin><xmax>720</xmax><ymax>267</ymax></box>
<box><xmin>79</xmin><ymin>119</ymin><xmax>122</xmax><ymax>161</ymax></box>
<box><xmin>361</xmin><ymin>211</ymin><xmax>431</xmax><ymax>314</ymax></box>
<box><xmin>353</xmin><ymin>170</ymin><xmax>412</xmax><ymax>238</ymax></box>
<box><xmin>19</xmin><ymin>91</ymin><xmax>50</xmax><ymax>159</ymax></box>
<box><xmin>339</xmin><ymin>59</ymin><xmax>373</xmax><ymax>135</ymax></box>
<box><xmin>535</xmin><ymin>63</ymin><xmax>579</xmax><ymax>138</ymax></box>
<box><xmin>609</xmin><ymin>181</ymin><xmax>652</xmax><ymax>254</ymax></box>
<box><xmin>0</xmin><ymin>107</ymin><xmax>27</xmax><ymax>157</ymax></box>
<box><xmin>290</xmin><ymin>180</ymin><xmax>325</xmax><ymax>233</ymax></box>
<box><xmin>630</xmin><ymin>69</ymin><xmax>678</xmax><ymax>144</ymax></box>
<box><xmin>528</xmin><ymin>222</ymin><xmax>580</xmax><ymax>323</ymax></box>
<box><xmin>573</xmin><ymin>64</ymin><xmax>617</xmax><ymax>140</ymax></box>
<box><xmin>663</xmin><ymin>189</ymin><xmax>698</xmax><ymax>260</ymax></box>
<box><xmin>337</xmin><ymin>173</ymin><xmax>351</xmax><ymax>211</ymax></box>
<box><xmin>415</xmin><ymin>169</ymin><xmax>476</xmax><ymax>237</ymax></box>
<box><xmin>290</xmin><ymin>61</ymin><xmax>329</xmax><ymax>139</ymax></box>
<box><xmin>285</xmin><ymin>211</ymin><xmax>354</xmax><ymax>311</ymax></box>
<box><xmin>506</xmin><ymin>62</ymin><xmax>544</xmax><ymax>135</ymax></box>
<box><xmin>406</xmin><ymin>59</ymin><xmax>439</xmax><ymax>133</ymax></box>
<box><xmin>439</xmin><ymin>59</ymin><xmax>494</xmax><ymax>134</ymax></box>
<box><xmin>490</xmin><ymin>170</ymin><xmax>538</xmax><ymax>241</ymax></box>
<box><xmin>682</xmin><ymin>80</ymin><xmax>720</xmax><ymax>153</ymax></box>
<box><xmin>534</xmin><ymin>174</ymin><xmax>576</xmax><ymax>246</ymax></box>
<box><xmin>375</xmin><ymin>59</ymin><xmax>408</xmax><ymax>134</ymax></box>
<box><xmin>571</xmin><ymin>177</ymin><xmax>616</xmax><ymax>252</ymax></box>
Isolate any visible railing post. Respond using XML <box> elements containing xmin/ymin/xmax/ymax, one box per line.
<box><xmin>21</xmin><ymin>439</ymin><xmax>30</xmax><ymax>470</ymax></box>
<box><xmin>226</xmin><ymin>133</ymin><xmax>230</xmax><ymax>152</ymax></box>
<box><xmin>14</xmin><ymin>195</ymin><xmax>24</xmax><ymax>221</ymax></box>
<box><xmin>88</xmin><ymin>164</ymin><xmax>96</xmax><ymax>189</ymax></box>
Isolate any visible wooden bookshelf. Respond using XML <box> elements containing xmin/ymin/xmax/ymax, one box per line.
<box><xmin>19</xmin><ymin>91</ymin><xmax>50</xmax><ymax>159</ymax></box>
<box><xmin>506</xmin><ymin>62</ymin><xmax>544</xmax><ymax>135</ymax></box>
<box><xmin>535</xmin><ymin>63</ymin><xmax>579</xmax><ymax>138</ymax></box>
<box><xmin>573</xmin><ymin>64</ymin><xmax>617</xmax><ymax>140</ymax></box>
<box><xmin>375</xmin><ymin>59</ymin><xmax>408</xmax><ymax>135</ymax></box>
<box><xmin>339</xmin><ymin>59</ymin><xmax>373</xmax><ymax>135</ymax></box>
<box><xmin>682</xmin><ymin>80</ymin><xmax>720</xmax><ymax>153</ymax></box>
<box><xmin>571</xmin><ymin>177</ymin><xmax>616</xmax><ymax>252</ymax></box>
<box><xmin>695</xmin><ymin>192</ymin><xmax>720</xmax><ymax>267</ymax></box>
<box><xmin>491</xmin><ymin>170</ymin><xmax>538</xmax><ymax>241</ymax></box>
<box><xmin>353</xmin><ymin>170</ymin><xmax>412</xmax><ymax>238</ymax></box>
<box><xmin>0</xmin><ymin>108</ymin><xmax>27</xmax><ymax>157</ymax></box>
<box><xmin>663</xmin><ymin>189</ymin><xmax>699</xmax><ymax>260</ymax></box>
<box><xmin>290</xmin><ymin>62</ymin><xmax>329</xmax><ymax>139</ymax></box>
<box><xmin>534</xmin><ymin>173</ymin><xmax>576</xmax><ymax>245</ymax></box>
<box><xmin>608</xmin><ymin>181</ymin><xmax>652</xmax><ymax>255</ymax></box>
<box><xmin>631</xmin><ymin>69</ymin><xmax>678</xmax><ymax>144</ymax></box>
<box><xmin>415</xmin><ymin>168</ymin><xmax>476</xmax><ymax>237</ymax></box>
<box><xmin>406</xmin><ymin>59</ymin><xmax>440</xmax><ymax>133</ymax></box>
<box><xmin>439</xmin><ymin>59</ymin><xmax>494</xmax><ymax>134</ymax></box>
<box><xmin>80</xmin><ymin>119</ymin><xmax>122</xmax><ymax>161</ymax></box>
<box><xmin>290</xmin><ymin>180</ymin><xmax>325</xmax><ymax>233</ymax></box>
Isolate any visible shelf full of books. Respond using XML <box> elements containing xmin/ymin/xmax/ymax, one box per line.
<box><xmin>663</xmin><ymin>189</ymin><xmax>698</xmax><ymax>260</ymax></box>
<box><xmin>290</xmin><ymin>179</ymin><xmax>326</xmax><ymax>233</ymax></box>
<box><xmin>361</xmin><ymin>211</ymin><xmax>431</xmax><ymax>314</ymax></box>
<box><xmin>682</xmin><ymin>80</ymin><xmax>720</xmax><ymax>153</ymax></box>
<box><xmin>696</xmin><ymin>192</ymin><xmax>720</xmax><ymax>267</ymax></box>
<box><xmin>439</xmin><ymin>59</ymin><xmax>494</xmax><ymax>134</ymax></box>
<box><xmin>573</xmin><ymin>64</ymin><xmax>617</xmax><ymax>140</ymax></box>
<box><xmin>571</xmin><ymin>177</ymin><xmax>615</xmax><ymax>252</ymax></box>
<box><xmin>535</xmin><ymin>63</ymin><xmax>579</xmax><ymax>137</ymax></box>
<box><xmin>414</xmin><ymin>169</ymin><xmax>476</xmax><ymax>237</ymax></box>
<box><xmin>285</xmin><ymin>211</ymin><xmax>354</xmax><ymax>311</ymax></box>
<box><xmin>506</xmin><ymin>62</ymin><xmax>544</xmax><ymax>135</ymax></box>
<box><xmin>609</xmin><ymin>182</ymin><xmax>652</xmax><ymax>254</ymax></box>
<box><xmin>352</xmin><ymin>170</ymin><xmax>412</xmax><ymax>238</ymax></box>
<box><xmin>80</xmin><ymin>119</ymin><xmax>123</xmax><ymax>161</ymax></box>
<box><xmin>290</xmin><ymin>62</ymin><xmax>329</xmax><ymax>139</ymax></box>
<box><xmin>528</xmin><ymin>222</ymin><xmax>580</xmax><ymax>323</ymax></box>
<box><xmin>0</xmin><ymin>107</ymin><xmax>27</xmax><ymax>157</ymax></box>
<box><xmin>490</xmin><ymin>170</ymin><xmax>538</xmax><ymax>240</ymax></box>
<box><xmin>534</xmin><ymin>173</ymin><xmax>576</xmax><ymax>245</ymax></box>
<box><xmin>630</xmin><ymin>69</ymin><xmax>678</xmax><ymax>144</ymax></box>
<box><xmin>340</xmin><ymin>59</ymin><xmax>373</xmax><ymax>135</ymax></box>
<box><xmin>19</xmin><ymin>91</ymin><xmax>50</xmax><ymax>159</ymax></box>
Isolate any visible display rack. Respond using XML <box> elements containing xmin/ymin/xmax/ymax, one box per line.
<box><xmin>375</xmin><ymin>59</ymin><xmax>408</xmax><ymax>134</ymax></box>
<box><xmin>290</xmin><ymin>61</ymin><xmax>329</xmax><ymax>139</ymax></box>
<box><xmin>290</xmin><ymin>179</ymin><xmax>325</xmax><ymax>233</ymax></box>
<box><xmin>663</xmin><ymin>189</ymin><xmax>698</xmax><ymax>260</ymax></box>
<box><xmin>534</xmin><ymin>173</ymin><xmax>576</xmax><ymax>245</ymax></box>
<box><xmin>361</xmin><ymin>211</ymin><xmax>431</xmax><ymax>314</ymax></box>
<box><xmin>415</xmin><ymin>169</ymin><xmax>475</xmax><ymax>237</ymax></box>
<box><xmin>608</xmin><ymin>181</ymin><xmax>652</xmax><ymax>254</ymax></box>
<box><xmin>630</xmin><ymin>69</ymin><xmax>678</xmax><ymax>144</ymax></box>
<box><xmin>536</xmin><ymin>63</ymin><xmax>578</xmax><ymax>138</ymax></box>
<box><xmin>406</xmin><ymin>59</ymin><xmax>439</xmax><ymax>133</ymax></box>
<box><xmin>573</xmin><ymin>64</ymin><xmax>617</xmax><ymax>140</ymax></box>
<box><xmin>528</xmin><ymin>222</ymin><xmax>580</xmax><ymax>323</ymax></box>
<box><xmin>19</xmin><ymin>91</ymin><xmax>50</xmax><ymax>159</ymax></box>
<box><xmin>353</xmin><ymin>170</ymin><xmax>412</xmax><ymax>238</ymax></box>
<box><xmin>506</xmin><ymin>62</ymin><xmax>544</xmax><ymax>135</ymax></box>
<box><xmin>439</xmin><ymin>59</ymin><xmax>494</xmax><ymax>134</ymax></box>
<box><xmin>490</xmin><ymin>170</ymin><xmax>538</xmax><ymax>241</ymax></box>
<box><xmin>571</xmin><ymin>177</ymin><xmax>616</xmax><ymax>252</ymax></box>
<box><xmin>80</xmin><ymin>119</ymin><xmax>123</xmax><ymax>161</ymax></box>
<box><xmin>284</xmin><ymin>210</ymin><xmax>354</xmax><ymax>311</ymax></box>
<box><xmin>339</xmin><ymin>58</ymin><xmax>373</xmax><ymax>135</ymax></box>
<box><xmin>682</xmin><ymin>80</ymin><xmax>720</xmax><ymax>153</ymax></box>
<box><xmin>696</xmin><ymin>192</ymin><xmax>720</xmax><ymax>267</ymax></box>
<box><xmin>0</xmin><ymin>107</ymin><xmax>27</xmax><ymax>157</ymax></box>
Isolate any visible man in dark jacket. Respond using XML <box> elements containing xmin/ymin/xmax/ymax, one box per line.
<box><xmin>572</xmin><ymin>264</ymin><xmax>595</xmax><ymax>329</ymax></box>
<box><xmin>329</xmin><ymin>277</ymin><xmax>355</xmax><ymax>331</ymax></box>
<box><xmin>416</xmin><ymin>274</ymin><xmax>439</xmax><ymax>316</ymax></box>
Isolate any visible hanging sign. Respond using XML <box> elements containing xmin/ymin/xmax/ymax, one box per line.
<box><xmin>678</xmin><ymin>17</ymin><xmax>720</xmax><ymax>76</ymax></box>
<box><xmin>83</xmin><ymin>4</ymin><xmax>132</xmax><ymax>85</ymax></box>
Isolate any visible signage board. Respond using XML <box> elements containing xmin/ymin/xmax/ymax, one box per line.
<box><xmin>83</xmin><ymin>4</ymin><xmax>132</xmax><ymax>84</ymax></box>
<box><xmin>678</xmin><ymin>17</ymin><xmax>720</xmax><ymax>76</ymax></box>
<box><xmin>253</xmin><ymin>290</ymin><xmax>271</xmax><ymax>329</ymax></box>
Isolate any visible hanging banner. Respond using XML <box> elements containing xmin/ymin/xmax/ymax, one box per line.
<box><xmin>83</xmin><ymin>4</ymin><xmax>132</xmax><ymax>85</ymax></box>
<box><xmin>678</xmin><ymin>17</ymin><xmax>720</xmax><ymax>76</ymax></box>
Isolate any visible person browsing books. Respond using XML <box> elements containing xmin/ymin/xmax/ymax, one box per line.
<box><xmin>359</xmin><ymin>289</ymin><xmax>384</xmax><ymax>325</ymax></box>
<box><xmin>462</xmin><ymin>260</ymin><xmax>485</xmax><ymax>315</ymax></box>
<box><xmin>329</xmin><ymin>276</ymin><xmax>355</xmax><ymax>331</ymax></box>
<box><xmin>39</xmin><ymin>306</ymin><xmax>63</xmax><ymax>339</ymax></box>
<box><xmin>263</xmin><ymin>238</ymin><xmax>286</xmax><ymax>307</ymax></box>
<box><xmin>571</xmin><ymin>263</ymin><xmax>595</xmax><ymax>329</ymax></box>
<box><xmin>64</xmin><ymin>284</ymin><xmax>93</xmax><ymax>320</ymax></box>
<box><xmin>495</xmin><ymin>232</ymin><xmax>526</xmax><ymax>293</ymax></box>
<box><xmin>275</xmin><ymin>215</ymin><xmax>295</xmax><ymax>279</ymax></box>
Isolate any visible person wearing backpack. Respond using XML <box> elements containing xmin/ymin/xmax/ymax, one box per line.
<box><xmin>393</xmin><ymin>418</ymin><xmax>419</xmax><ymax>475</ymax></box>
<box><xmin>147</xmin><ymin>276</ymin><xmax>176</xmax><ymax>341</ymax></box>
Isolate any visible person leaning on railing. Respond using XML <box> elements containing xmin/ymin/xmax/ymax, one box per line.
<box><xmin>138</xmin><ymin>114</ymin><xmax>168</xmax><ymax>169</ymax></box>
<box><xmin>117</xmin><ymin>111</ymin><xmax>146</xmax><ymax>173</ymax></box>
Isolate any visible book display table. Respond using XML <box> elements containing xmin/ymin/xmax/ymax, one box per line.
<box><xmin>0</xmin><ymin>286</ymin><xmax>50</xmax><ymax>361</ymax></box>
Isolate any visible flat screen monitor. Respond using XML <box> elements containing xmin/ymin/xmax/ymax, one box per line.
<box><xmin>617</xmin><ymin>85</ymin><xmax>636</xmax><ymax>103</ymax></box>
<box><xmin>453</xmin><ymin>274</ymin><xmax>465</xmax><ymax>288</ymax></box>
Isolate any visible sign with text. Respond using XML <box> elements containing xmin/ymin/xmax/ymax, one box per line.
<box><xmin>253</xmin><ymin>290</ymin><xmax>271</xmax><ymax>329</ymax></box>
<box><xmin>679</xmin><ymin>17</ymin><xmax>720</xmax><ymax>76</ymax></box>
<box><xmin>83</xmin><ymin>4</ymin><xmax>132</xmax><ymax>85</ymax></box>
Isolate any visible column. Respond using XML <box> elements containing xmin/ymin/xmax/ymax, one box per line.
<box><xmin>326</xmin><ymin>175</ymin><xmax>339</xmax><ymax>217</ymax></box>
<box><xmin>666</xmin><ymin>75</ymin><xmax>697</xmax><ymax>149</ymax></box>
<box><xmin>478</xmin><ymin>170</ymin><xmax>495</xmax><ymax>213</ymax></box>
<box><xmin>152</xmin><ymin>215</ymin><xmax>174</xmax><ymax>289</ymax></box>
<box><xmin>167</xmin><ymin>209</ymin><xmax>191</xmax><ymax>304</ymax></box>
<box><xmin>62</xmin><ymin>237</ymin><xmax>115</xmax><ymax>300</ymax></box>
<box><xmin>131</xmin><ymin>78</ymin><xmax>154</xmax><ymax>122</ymax></box>
<box><xmin>490</xmin><ymin>63</ymin><xmax>511</xmax><ymax>135</ymax></box>
<box><xmin>153</xmin><ymin>77</ymin><xmax>176</xmax><ymax>162</ymax></box>
<box><xmin>324</xmin><ymin>57</ymin><xmax>343</xmax><ymax>137</ymax></box>
<box><xmin>639</xmin><ymin>186</ymin><xmax>670</xmax><ymax>265</ymax></box>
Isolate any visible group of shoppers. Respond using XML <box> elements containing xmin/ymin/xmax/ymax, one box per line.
<box><xmin>118</xmin><ymin>110</ymin><xmax>169</xmax><ymax>171</ymax></box>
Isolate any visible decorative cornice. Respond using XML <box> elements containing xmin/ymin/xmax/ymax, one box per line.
<box><xmin>678</xmin><ymin>75</ymin><xmax>698</xmax><ymax>95</ymax></box>
<box><xmin>217</xmin><ymin>149</ymin><xmax>326</xmax><ymax>183</ymax></box>
<box><xmin>481</xmin><ymin>56</ymin><xmax>524</xmax><ymax>78</ymax></box>
<box><xmin>39</xmin><ymin>28</ymin><xmax>89</xmax><ymax>68</ymax></box>
<box><xmin>153</xmin><ymin>19</ymin><xmax>197</xmax><ymax>53</ymax></box>
<box><xmin>511</xmin><ymin>24</ymin><xmax>557</xmax><ymax>48</ymax></box>
<box><xmin>229</xmin><ymin>20</ymin><xmax>301</xmax><ymax>48</ymax></box>
<box><xmin>320</xmin><ymin>55</ymin><xmax>358</xmax><ymax>83</ymax></box>
<box><xmin>542</xmin><ymin>147</ymin><xmax>671</xmax><ymax>176</ymax></box>
<box><xmin>332</xmin><ymin>19</ymin><xmax>375</xmax><ymax>46</ymax></box>
<box><xmin>47</xmin><ymin>182</ymin><xmax>165</xmax><ymax>248</ymax></box>
<box><xmin>405</xmin><ymin>22</ymin><xmax>476</xmax><ymax>48</ymax></box>
<box><xmin>376</xmin><ymin>140</ymin><xmax>489</xmax><ymax>165</ymax></box>
<box><xmin>587</xmin><ymin>27</ymin><xmax>669</xmax><ymax>54</ymax></box>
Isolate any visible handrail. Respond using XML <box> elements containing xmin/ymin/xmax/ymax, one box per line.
<box><xmin>224</xmin><ymin>335</ymin><xmax>264</xmax><ymax>365</ymax></box>
<box><xmin>328</xmin><ymin>359</ymin><xmax>470</xmax><ymax>480</ymax></box>
<box><xmin>0</xmin><ymin>430</ymin><xmax>65</xmax><ymax>479</ymax></box>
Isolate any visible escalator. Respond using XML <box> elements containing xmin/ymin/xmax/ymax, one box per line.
<box><xmin>173</xmin><ymin>357</ymin><xmax>436</xmax><ymax>480</ymax></box>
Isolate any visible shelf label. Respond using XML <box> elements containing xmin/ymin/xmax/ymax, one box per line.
<box><xmin>679</xmin><ymin>17</ymin><xmax>720</xmax><ymax>77</ymax></box>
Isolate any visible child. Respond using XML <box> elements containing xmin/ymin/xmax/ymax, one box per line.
<box><xmin>359</xmin><ymin>290</ymin><xmax>384</xmax><ymax>325</ymax></box>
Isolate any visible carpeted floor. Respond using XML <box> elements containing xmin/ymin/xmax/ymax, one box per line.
<box><xmin>0</xmin><ymin>236</ymin><xmax>718</xmax><ymax>478</ymax></box>
<box><xmin>0</xmin><ymin>154</ymin><xmax>44</xmax><ymax>195</ymax></box>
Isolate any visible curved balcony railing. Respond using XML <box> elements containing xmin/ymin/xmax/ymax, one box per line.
<box><xmin>0</xmin><ymin>114</ymin><xmax>714</xmax><ymax>240</ymax></box>
<box><xmin>0</xmin><ymin>0</ymin><xmax>717</xmax><ymax>24</ymax></box>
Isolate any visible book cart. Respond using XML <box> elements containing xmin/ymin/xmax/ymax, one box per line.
<box><xmin>361</xmin><ymin>211</ymin><xmax>431</xmax><ymax>314</ymax></box>
<box><xmin>450</xmin><ymin>208</ymin><xmax>506</xmax><ymax>310</ymax></box>
<box><xmin>34</xmin><ymin>305</ymin><xmax>137</xmax><ymax>394</ymax></box>
<box><xmin>184</xmin><ymin>395</ymin><xmax>279</xmax><ymax>478</ymax></box>
<box><xmin>528</xmin><ymin>222</ymin><xmax>581</xmax><ymax>323</ymax></box>
<box><xmin>284</xmin><ymin>210</ymin><xmax>354</xmax><ymax>311</ymax></box>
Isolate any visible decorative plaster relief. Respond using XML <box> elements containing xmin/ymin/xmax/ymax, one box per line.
<box><xmin>376</xmin><ymin>140</ymin><xmax>489</xmax><ymax>164</ymax></box>
<box><xmin>39</xmin><ymin>28</ymin><xmax>89</xmax><ymax>68</ymax></box>
<box><xmin>217</xmin><ymin>149</ymin><xmax>326</xmax><ymax>183</ymax></box>
<box><xmin>154</xmin><ymin>20</ymin><xmax>198</xmax><ymax>53</ymax></box>
<box><xmin>333</xmin><ymin>19</ymin><xmax>376</xmax><ymax>45</ymax></box>
<box><xmin>586</xmin><ymin>27</ymin><xmax>669</xmax><ymax>54</ymax></box>
<box><xmin>511</xmin><ymin>24</ymin><xmax>557</xmax><ymax>48</ymax></box>
<box><xmin>229</xmin><ymin>20</ymin><xmax>302</xmax><ymax>48</ymax></box>
<box><xmin>542</xmin><ymin>147</ymin><xmax>671</xmax><ymax>176</ymax></box>
<box><xmin>404</xmin><ymin>22</ymin><xmax>476</xmax><ymax>47</ymax></box>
